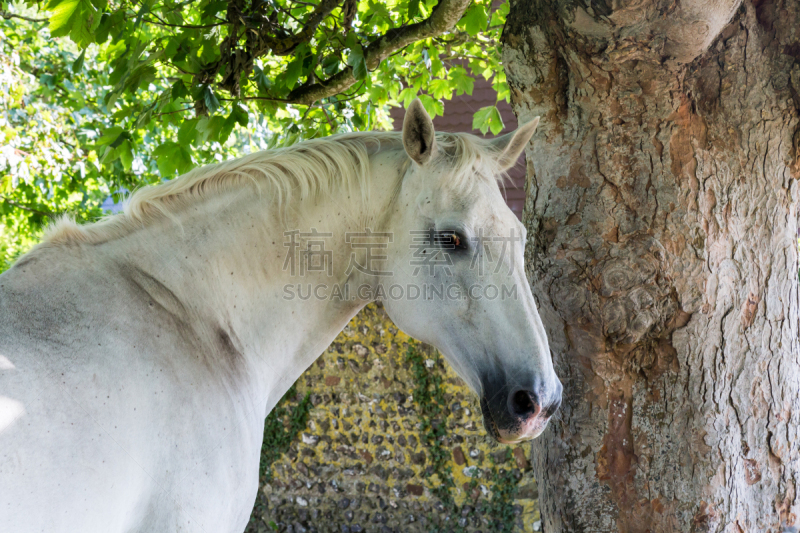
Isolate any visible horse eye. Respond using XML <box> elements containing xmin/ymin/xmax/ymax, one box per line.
<box><xmin>438</xmin><ymin>231</ymin><xmax>468</xmax><ymax>250</ymax></box>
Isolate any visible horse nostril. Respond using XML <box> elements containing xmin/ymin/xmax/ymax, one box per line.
<box><xmin>509</xmin><ymin>390</ymin><xmax>540</xmax><ymax>418</ymax></box>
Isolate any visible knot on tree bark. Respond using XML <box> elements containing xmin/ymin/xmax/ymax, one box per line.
<box><xmin>549</xmin><ymin>234</ymin><xmax>690</xmax><ymax>377</ymax></box>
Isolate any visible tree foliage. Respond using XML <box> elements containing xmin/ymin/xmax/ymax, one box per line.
<box><xmin>0</xmin><ymin>0</ymin><xmax>508</xmax><ymax>270</ymax></box>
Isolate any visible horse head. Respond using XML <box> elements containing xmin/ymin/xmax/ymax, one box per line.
<box><xmin>381</xmin><ymin>100</ymin><xmax>562</xmax><ymax>443</ymax></box>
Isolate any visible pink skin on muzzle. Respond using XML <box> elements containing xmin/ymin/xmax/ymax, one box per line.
<box><xmin>497</xmin><ymin>416</ymin><xmax>550</xmax><ymax>444</ymax></box>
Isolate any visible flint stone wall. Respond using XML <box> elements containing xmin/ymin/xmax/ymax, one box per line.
<box><xmin>246</xmin><ymin>303</ymin><xmax>542</xmax><ymax>533</ymax></box>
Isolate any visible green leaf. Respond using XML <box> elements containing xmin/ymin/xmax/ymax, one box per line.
<box><xmin>398</xmin><ymin>87</ymin><xmax>417</xmax><ymax>108</ymax></box>
<box><xmin>163</xmin><ymin>9</ymin><xmax>182</xmax><ymax>25</ymax></box>
<box><xmin>73</xmin><ymin>4</ymin><xmax>101</xmax><ymax>47</ymax></box>
<box><xmin>429</xmin><ymin>79</ymin><xmax>452</xmax><ymax>100</ymax></box>
<box><xmin>495</xmin><ymin>81</ymin><xmax>510</xmax><ymax>103</ymax></box>
<box><xmin>473</xmin><ymin>106</ymin><xmax>504</xmax><ymax>135</ymax></box>
<box><xmin>121</xmin><ymin>65</ymin><xmax>157</xmax><ymax>94</ymax></box>
<box><xmin>109</xmin><ymin>130</ymin><xmax>127</xmax><ymax>148</ymax></box>
<box><xmin>165</xmin><ymin>37</ymin><xmax>182</xmax><ymax>59</ymax></box>
<box><xmin>450</xmin><ymin>66</ymin><xmax>474</xmax><ymax>96</ymax></box>
<box><xmin>347</xmin><ymin>45</ymin><xmax>367</xmax><ymax>80</ymax></box>
<box><xmin>201</xmin><ymin>0</ymin><xmax>227</xmax><ymax>21</ymax></box>
<box><xmin>95</xmin><ymin>126</ymin><xmax>124</xmax><ymax>146</ymax></box>
<box><xmin>202</xmin><ymin>85</ymin><xmax>220</xmax><ymax>114</ymax></box>
<box><xmin>230</xmin><ymin>104</ymin><xmax>249</xmax><ymax>128</ymax></box>
<box><xmin>196</xmin><ymin>116</ymin><xmax>223</xmax><ymax>143</ymax></box>
<box><xmin>345</xmin><ymin>31</ymin><xmax>359</xmax><ymax>50</ymax></box>
<box><xmin>461</xmin><ymin>4</ymin><xmax>488</xmax><ymax>37</ymax></box>
<box><xmin>284</xmin><ymin>58</ymin><xmax>303</xmax><ymax>90</ymax></box>
<box><xmin>253</xmin><ymin>65</ymin><xmax>272</xmax><ymax>92</ymax></box>
<box><xmin>72</xmin><ymin>49</ymin><xmax>86</xmax><ymax>73</ymax></box>
<box><xmin>219</xmin><ymin>114</ymin><xmax>236</xmax><ymax>144</ymax></box>
<box><xmin>352</xmin><ymin>57</ymin><xmax>367</xmax><ymax>80</ymax></box>
<box><xmin>177</xmin><ymin>119</ymin><xmax>198</xmax><ymax>146</ymax></box>
<box><xmin>407</xmin><ymin>0</ymin><xmax>420</xmax><ymax>19</ymax></box>
<box><xmin>417</xmin><ymin>94</ymin><xmax>443</xmax><ymax>117</ymax></box>
<box><xmin>468</xmin><ymin>58</ymin><xmax>491</xmax><ymax>79</ymax></box>
<box><xmin>133</xmin><ymin>1</ymin><xmax>150</xmax><ymax>29</ymax></box>
<box><xmin>97</xmin><ymin>10</ymin><xmax>125</xmax><ymax>42</ymax></box>
<box><xmin>283</xmin><ymin>43</ymin><xmax>311</xmax><ymax>91</ymax></box>
<box><xmin>367</xmin><ymin>0</ymin><xmax>391</xmax><ymax>21</ymax></box>
<box><xmin>153</xmin><ymin>141</ymin><xmax>193</xmax><ymax>177</ymax></box>
<box><xmin>173</xmin><ymin>146</ymin><xmax>194</xmax><ymax>175</ymax></box>
<box><xmin>94</xmin><ymin>12</ymin><xmax>111</xmax><ymax>43</ymax></box>
<box><xmin>301</xmin><ymin>50</ymin><xmax>315</xmax><ymax>71</ymax></box>
<box><xmin>99</xmin><ymin>144</ymin><xmax>118</xmax><ymax>165</ymax></box>
<box><xmin>47</xmin><ymin>0</ymin><xmax>100</xmax><ymax>46</ymax></box>
<box><xmin>39</xmin><ymin>73</ymin><xmax>56</xmax><ymax>88</ymax></box>
<box><xmin>430</xmin><ymin>57</ymin><xmax>445</xmax><ymax>78</ymax></box>
<box><xmin>118</xmin><ymin>140</ymin><xmax>134</xmax><ymax>171</ymax></box>
<box><xmin>321</xmin><ymin>55</ymin><xmax>340</xmax><ymax>76</ymax></box>
<box><xmin>490</xmin><ymin>0</ymin><xmax>510</xmax><ymax>26</ymax></box>
<box><xmin>199</xmin><ymin>38</ymin><xmax>221</xmax><ymax>64</ymax></box>
<box><xmin>134</xmin><ymin>101</ymin><xmax>157</xmax><ymax>129</ymax></box>
<box><xmin>171</xmin><ymin>80</ymin><xmax>189</xmax><ymax>100</ymax></box>
<box><xmin>367</xmin><ymin>84</ymin><xmax>387</xmax><ymax>103</ymax></box>
<box><xmin>48</xmin><ymin>0</ymin><xmax>81</xmax><ymax>37</ymax></box>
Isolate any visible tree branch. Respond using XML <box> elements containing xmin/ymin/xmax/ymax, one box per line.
<box><xmin>1</xmin><ymin>197</ymin><xmax>55</xmax><ymax>218</ymax></box>
<box><xmin>257</xmin><ymin>0</ymin><xmax>342</xmax><ymax>56</ymax></box>
<box><xmin>1</xmin><ymin>10</ymin><xmax>48</xmax><ymax>23</ymax></box>
<box><xmin>285</xmin><ymin>0</ymin><xmax>471</xmax><ymax>105</ymax></box>
<box><xmin>319</xmin><ymin>104</ymin><xmax>337</xmax><ymax>130</ymax></box>
<box><xmin>144</xmin><ymin>13</ymin><xmax>226</xmax><ymax>29</ymax></box>
<box><xmin>155</xmin><ymin>105</ymin><xmax>195</xmax><ymax>116</ymax></box>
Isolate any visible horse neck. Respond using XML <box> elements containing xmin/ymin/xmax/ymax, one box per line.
<box><xmin>105</xmin><ymin>146</ymin><xmax>407</xmax><ymax>410</ymax></box>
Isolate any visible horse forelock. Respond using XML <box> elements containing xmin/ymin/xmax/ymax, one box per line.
<box><xmin>43</xmin><ymin>130</ymin><xmax>507</xmax><ymax>246</ymax></box>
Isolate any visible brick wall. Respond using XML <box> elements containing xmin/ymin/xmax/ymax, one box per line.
<box><xmin>246</xmin><ymin>303</ymin><xmax>541</xmax><ymax>533</ymax></box>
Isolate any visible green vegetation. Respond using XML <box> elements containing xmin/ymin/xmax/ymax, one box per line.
<box><xmin>484</xmin><ymin>448</ymin><xmax>520</xmax><ymax>532</ymax></box>
<box><xmin>1</xmin><ymin>0</ymin><xmax>509</xmax><ymax>270</ymax></box>
<box><xmin>258</xmin><ymin>384</ymin><xmax>313</xmax><ymax>482</ymax></box>
<box><xmin>405</xmin><ymin>341</ymin><xmax>457</xmax><ymax>506</ymax></box>
<box><xmin>248</xmin><ymin>383</ymin><xmax>313</xmax><ymax>530</ymax></box>
<box><xmin>405</xmin><ymin>341</ymin><xmax>521</xmax><ymax>532</ymax></box>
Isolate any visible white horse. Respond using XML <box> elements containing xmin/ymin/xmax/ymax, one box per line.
<box><xmin>0</xmin><ymin>100</ymin><xmax>561</xmax><ymax>532</ymax></box>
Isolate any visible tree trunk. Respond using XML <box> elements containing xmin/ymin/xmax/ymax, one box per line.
<box><xmin>503</xmin><ymin>1</ymin><xmax>800</xmax><ymax>531</ymax></box>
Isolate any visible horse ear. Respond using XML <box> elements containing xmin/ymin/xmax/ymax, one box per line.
<box><xmin>490</xmin><ymin>116</ymin><xmax>540</xmax><ymax>171</ymax></box>
<box><xmin>402</xmin><ymin>98</ymin><xmax>437</xmax><ymax>166</ymax></box>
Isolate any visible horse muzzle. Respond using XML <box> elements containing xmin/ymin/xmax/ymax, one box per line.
<box><xmin>479</xmin><ymin>380</ymin><xmax>562</xmax><ymax>444</ymax></box>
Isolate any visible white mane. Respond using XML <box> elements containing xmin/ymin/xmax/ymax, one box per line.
<box><xmin>44</xmin><ymin>130</ymin><xmax>507</xmax><ymax>245</ymax></box>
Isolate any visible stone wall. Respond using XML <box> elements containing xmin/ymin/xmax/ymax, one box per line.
<box><xmin>246</xmin><ymin>303</ymin><xmax>541</xmax><ymax>533</ymax></box>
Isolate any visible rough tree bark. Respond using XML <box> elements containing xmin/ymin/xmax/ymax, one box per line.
<box><xmin>503</xmin><ymin>0</ymin><xmax>800</xmax><ymax>531</ymax></box>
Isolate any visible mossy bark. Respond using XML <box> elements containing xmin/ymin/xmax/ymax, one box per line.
<box><xmin>503</xmin><ymin>1</ymin><xmax>800</xmax><ymax>530</ymax></box>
